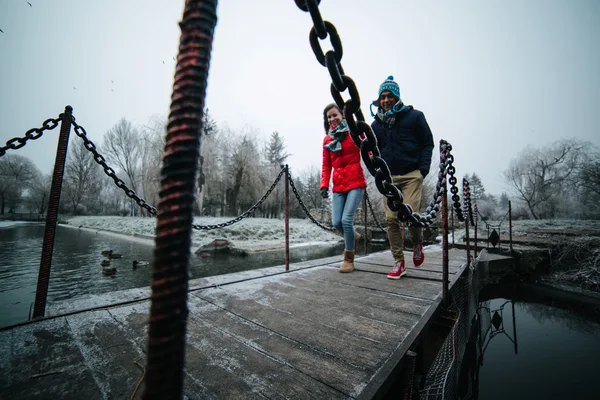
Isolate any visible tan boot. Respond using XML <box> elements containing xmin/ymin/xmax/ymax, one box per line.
<box><xmin>339</xmin><ymin>250</ymin><xmax>355</xmax><ymax>273</ymax></box>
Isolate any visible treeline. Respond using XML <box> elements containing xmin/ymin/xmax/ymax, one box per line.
<box><xmin>0</xmin><ymin>111</ymin><xmax>329</xmax><ymax>219</ymax></box>
<box><xmin>2</xmin><ymin>118</ymin><xmax>598</xmax><ymax>222</ymax></box>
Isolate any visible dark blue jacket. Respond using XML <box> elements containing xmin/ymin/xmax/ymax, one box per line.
<box><xmin>371</xmin><ymin>106</ymin><xmax>434</xmax><ymax>177</ymax></box>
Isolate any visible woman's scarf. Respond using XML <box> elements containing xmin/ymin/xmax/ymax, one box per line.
<box><xmin>325</xmin><ymin>119</ymin><xmax>349</xmax><ymax>152</ymax></box>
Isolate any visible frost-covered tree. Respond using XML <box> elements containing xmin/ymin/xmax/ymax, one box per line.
<box><xmin>62</xmin><ymin>138</ymin><xmax>103</xmax><ymax>215</ymax></box>
<box><xmin>464</xmin><ymin>173</ymin><xmax>485</xmax><ymax>202</ymax></box>
<box><xmin>264</xmin><ymin>131</ymin><xmax>289</xmax><ymax>166</ymax></box>
<box><xmin>504</xmin><ymin>139</ymin><xmax>587</xmax><ymax>219</ymax></box>
<box><xmin>102</xmin><ymin>118</ymin><xmax>144</xmax><ymax>216</ymax></box>
<box><xmin>0</xmin><ymin>154</ymin><xmax>37</xmax><ymax>214</ymax></box>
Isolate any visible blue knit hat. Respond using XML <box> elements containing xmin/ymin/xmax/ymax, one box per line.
<box><xmin>378</xmin><ymin>75</ymin><xmax>400</xmax><ymax>99</ymax></box>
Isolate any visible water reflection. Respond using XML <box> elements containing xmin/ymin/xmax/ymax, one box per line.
<box><xmin>464</xmin><ymin>297</ymin><xmax>600</xmax><ymax>400</ymax></box>
<box><xmin>0</xmin><ymin>223</ymin><xmax>387</xmax><ymax>327</ymax></box>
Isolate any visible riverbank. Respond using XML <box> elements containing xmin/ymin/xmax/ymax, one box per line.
<box><xmin>63</xmin><ymin>215</ymin><xmax>344</xmax><ymax>255</ymax></box>
<box><xmin>466</xmin><ymin>218</ymin><xmax>600</xmax><ymax>295</ymax></box>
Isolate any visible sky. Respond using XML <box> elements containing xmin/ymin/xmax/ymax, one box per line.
<box><xmin>1</xmin><ymin>0</ymin><xmax>599</xmax><ymax>196</ymax></box>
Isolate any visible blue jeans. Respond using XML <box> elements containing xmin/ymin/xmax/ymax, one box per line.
<box><xmin>331</xmin><ymin>188</ymin><xmax>365</xmax><ymax>251</ymax></box>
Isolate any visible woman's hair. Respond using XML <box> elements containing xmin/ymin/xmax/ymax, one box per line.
<box><xmin>322</xmin><ymin>103</ymin><xmax>342</xmax><ymax>134</ymax></box>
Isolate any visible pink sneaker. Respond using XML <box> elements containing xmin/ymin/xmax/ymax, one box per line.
<box><xmin>413</xmin><ymin>241</ymin><xmax>425</xmax><ymax>267</ymax></box>
<box><xmin>387</xmin><ymin>260</ymin><xmax>407</xmax><ymax>280</ymax></box>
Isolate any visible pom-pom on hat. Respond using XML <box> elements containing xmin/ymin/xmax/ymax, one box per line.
<box><xmin>378</xmin><ymin>75</ymin><xmax>400</xmax><ymax>99</ymax></box>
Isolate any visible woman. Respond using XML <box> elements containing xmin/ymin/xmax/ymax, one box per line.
<box><xmin>320</xmin><ymin>103</ymin><xmax>367</xmax><ymax>273</ymax></box>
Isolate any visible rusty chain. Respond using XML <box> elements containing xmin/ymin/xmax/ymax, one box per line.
<box><xmin>0</xmin><ymin>118</ymin><xmax>61</xmax><ymax>157</ymax></box>
<box><xmin>287</xmin><ymin>173</ymin><xmax>338</xmax><ymax>232</ymax></box>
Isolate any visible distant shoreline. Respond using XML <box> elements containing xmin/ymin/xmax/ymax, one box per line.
<box><xmin>59</xmin><ymin>222</ymin><xmax>342</xmax><ymax>256</ymax></box>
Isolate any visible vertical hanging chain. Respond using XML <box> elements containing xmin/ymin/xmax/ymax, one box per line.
<box><xmin>294</xmin><ymin>1</ymin><xmax>463</xmax><ymax>228</ymax></box>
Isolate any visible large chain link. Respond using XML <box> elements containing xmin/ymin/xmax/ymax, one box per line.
<box><xmin>0</xmin><ymin>118</ymin><xmax>61</xmax><ymax>157</ymax></box>
<box><xmin>295</xmin><ymin>1</ymin><xmax>463</xmax><ymax>228</ymax></box>
<box><xmin>191</xmin><ymin>168</ymin><xmax>285</xmax><ymax>230</ymax></box>
<box><xmin>287</xmin><ymin>173</ymin><xmax>338</xmax><ymax>232</ymax></box>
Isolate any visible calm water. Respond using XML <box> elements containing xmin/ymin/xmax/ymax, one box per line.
<box><xmin>476</xmin><ymin>297</ymin><xmax>600</xmax><ymax>399</ymax></box>
<box><xmin>0</xmin><ymin>222</ymin><xmax>383</xmax><ymax>328</ymax></box>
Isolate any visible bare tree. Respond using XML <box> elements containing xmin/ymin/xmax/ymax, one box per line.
<box><xmin>195</xmin><ymin>110</ymin><xmax>218</xmax><ymax>215</ymax></box>
<box><xmin>26</xmin><ymin>172</ymin><xmax>52</xmax><ymax>215</ymax></box>
<box><xmin>0</xmin><ymin>154</ymin><xmax>37</xmax><ymax>214</ymax></box>
<box><xmin>504</xmin><ymin>139</ymin><xmax>587</xmax><ymax>219</ymax></box>
<box><xmin>579</xmin><ymin>156</ymin><xmax>600</xmax><ymax>197</ymax></box>
<box><xmin>62</xmin><ymin>138</ymin><xmax>103</xmax><ymax>215</ymax></box>
<box><xmin>102</xmin><ymin>118</ymin><xmax>143</xmax><ymax>216</ymax></box>
<box><xmin>139</xmin><ymin>115</ymin><xmax>167</xmax><ymax>214</ymax></box>
<box><xmin>225</xmin><ymin>134</ymin><xmax>264</xmax><ymax>216</ymax></box>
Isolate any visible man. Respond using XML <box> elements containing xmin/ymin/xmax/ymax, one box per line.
<box><xmin>370</xmin><ymin>76</ymin><xmax>434</xmax><ymax>279</ymax></box>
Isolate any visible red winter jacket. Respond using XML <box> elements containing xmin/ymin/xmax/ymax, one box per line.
<box><xmin>320</xmin><ymin>133</ymin><xmax>367</xmax><ymax>193</ymax></box>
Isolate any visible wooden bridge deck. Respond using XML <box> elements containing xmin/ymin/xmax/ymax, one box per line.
<box><xmin>0</xmin><ymin>249</ymin><xmax>468</xmax><ymax>399</ymax></box>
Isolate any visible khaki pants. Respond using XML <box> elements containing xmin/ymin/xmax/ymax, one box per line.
<box><xmin>383</xmin><ymin>169</ymin><xmax>423</xmax><ymax>261</ymax></box>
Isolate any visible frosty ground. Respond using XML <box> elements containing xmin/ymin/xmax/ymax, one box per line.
<box><xmin>62</xmin><ymin>215</ymin><xmax>344</xmax><ymax>253</ymax></box>
<box><xmin>6</xmin><ymin>216</ymin><xmax>599</xmax><ymax>248</ymax></box>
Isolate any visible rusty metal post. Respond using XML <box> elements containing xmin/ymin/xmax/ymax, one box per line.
<box><xmin>474</xmin><ymin>204</ymin><xmax>478</xmax><ymax>258</ymax></box>
<box><xmin>362</xmin><ymin>193</ymin><xmax>367</xmax><ymax>255</ymax></box>
<box><xmin>143</xmin><ymin>2</ymin><xmax>218</xmax><ymax>399</ymax></box>
<box><xmin>451</xmin><ymin>206</ymin><xmax>455</xmax><ymax>248</ymax></box>
<box><xmin>512</xmin><ymin>300</ymin><xmax>518</xmax><ymax>354</ymax></box>
<box><xmin>441</xmin><ymin>178</ymin><xmax>449</xmax><ymax>304</ymax></box>
<box><xmin>285</xmin><ymin>164</ymin><xmax>290</xmax><ymax>271</ymax></box>
<box><xmin>465</xmin><ymin>215</ymin><xmax>471</xmax><ymax>266</ymax></box>
<box><xmin>32</xmin><ymin>106</ymin><xmax>73</xmax><ymax>319</ymax></box>
<box><xmin>509</xmin><ymin>200</ymin><xmax>513</xmax><ymax>253</ymax></box>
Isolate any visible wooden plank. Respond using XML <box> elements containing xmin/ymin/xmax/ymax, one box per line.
<box><xmin>354</xmin><ymin>261</ymin><xmax>446</xmax><ymax>282</ymax></box>
<box><xmin>192</xmin><ymin>277</ymin><xmax>392</xmax><ymax>369</ymax></box>
<box><xmin>64</xmin><ymin>310</ymin><xmax>147</xmax><ymax>400</ymax></box>
<box><xmin>105</xmin><ymin>301</ymin><xmax>219</xmax><ymax>399</ymax></box>
<box><xmin>357</xmin><ymin>250</ymin><xmax>467</xmax><ymax>274</ymax></box>
<box><xmin>287</xmin><ymin>275</ymin><xmax>433</xmax><ymax>317</ymax></box>
<box><xmin>187</xmin><ymin>295</ymin><xmax>370</xmax><ymax>397</ymax></box>
<box><xmin>240</xmin><ymin>282</ymin><xmax>418</xmax><ymax>346</ymax></box>
<box><xmin>255</xmin><ymin>281</ymin><xmax>426</xmax><ymax>330</ymax></box>
<box><xmin>1</xmin><ymin>317</ymin><xmax>103</xmax><ymax>399</ymax></box>
<box><xmin>299</xmin><ymin>268</ymin><xmax>443</xmax><ymax>302</ymax></box>
<box><xmin>184</xmin><ymin>297</ymin><xmax>348</xmax><ymax>399</ymax></box>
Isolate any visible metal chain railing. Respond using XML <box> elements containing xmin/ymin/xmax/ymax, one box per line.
<box><xmin>73</xmin><ymin>120</ymin><xmax>286</xmax><ymax>231</ymax></box>
<box><xmin>71</xmin><ymin>121</ymin><xmax>158</xmax><ymax>215</ymax></box>
<box><xmin>462</xmin><ymin>178</ymin><xmax>475</xmax><ymax>227</ymax></box>
<box><xmin>446</xmin><ymin>149</ymin><xmax>465</xmax><ymax>222</ymax></box>
<box><xmin>294</xmin><ymin>1</ymin><xmax>464</xmax><ymax>228</ymax></box>
<box><xmin>191</xmin><ymin>168</ymin><xmax>286</xmax><ymax>230</ymax></box>
<box><xmin>482</xmin><ymin>209</ymin><xmax>510</xmax><ymax>231</ymax></box>
<box><xmin>0</xmin><ymin>118</ymin><xmax>61</xmax><ymax>157</ymax></box>
<box><xmin>287</xmin><ymin>173</ymin><xmax>338</xmax><ymax>232</ymax></box>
